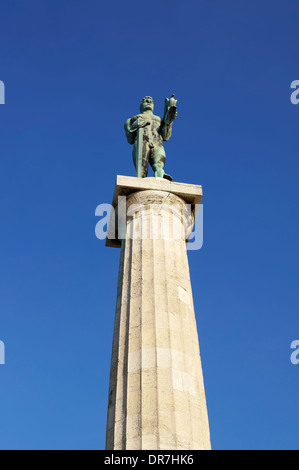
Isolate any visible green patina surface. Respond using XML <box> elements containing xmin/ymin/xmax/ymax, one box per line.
<box><xmin>124</xmin><ymin>95</ymin><xmax>177</xmax><ymax>181</ymax></box>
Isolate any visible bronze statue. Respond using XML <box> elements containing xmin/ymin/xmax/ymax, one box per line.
<box><xmin>124</xmin><ymin>95</ymin><xmax>177</xmax><ymax>181</ymax></box>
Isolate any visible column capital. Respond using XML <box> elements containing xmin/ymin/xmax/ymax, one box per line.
<box><xmin>106</xmin><ymin>176</ymin><xmax>203</xmax><ymax>248</ymax></box>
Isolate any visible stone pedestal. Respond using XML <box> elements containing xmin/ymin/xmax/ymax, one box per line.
<box><xmin>105</xmin><ymin>176</ymin><xmax>211</xmax><ymax>450</ymax></box>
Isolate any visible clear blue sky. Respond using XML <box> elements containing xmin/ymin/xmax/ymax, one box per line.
<box><xmin>0</xmin><ymin>0</ymin><xmax>298</xmax><ymax>450</ymax></box>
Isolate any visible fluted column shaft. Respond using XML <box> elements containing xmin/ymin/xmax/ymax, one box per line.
<box><xmin>106</xmin><ymin>188</ymin><xmax>211</xmax><ymax>450</ymax></box>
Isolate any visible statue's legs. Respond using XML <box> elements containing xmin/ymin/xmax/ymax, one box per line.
<box><xmin>133</xmin><ymin>143</ymin><xmax>172</xmax><ymax>180</ymax></box>
<box><xmin>150</xmin><ymin>146</ymin><xmax>166</xmax><ymax>179</ymax></box>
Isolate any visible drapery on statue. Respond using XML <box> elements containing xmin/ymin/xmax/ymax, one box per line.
<box><xmin>124</xmin><ymin>95</ymin><xmax>177</xmax><ymax>181</ymax></box>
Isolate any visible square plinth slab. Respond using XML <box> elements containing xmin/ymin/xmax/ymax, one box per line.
<box><xmin>106</xmin><ymin>176</ymin><xmax>203</xmax><ymax>248</ymax></box>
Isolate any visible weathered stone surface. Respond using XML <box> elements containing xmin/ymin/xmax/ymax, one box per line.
<box><xmin>105</xmin><ymin>178</ymin><xmax>211</xmax><ymax>450</ymax></box>
<box><xmin>106</xmin><ymin>176</ymin><xmax>202</xmax><ymax>248</ymax></box>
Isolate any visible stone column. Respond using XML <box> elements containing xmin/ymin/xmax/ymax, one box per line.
<box><xmin>105</xmin><ymin>176</ymin><xmax>211</xmax><ymax>450</ymax></box>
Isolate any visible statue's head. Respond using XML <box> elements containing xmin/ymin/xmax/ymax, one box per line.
<box><xmin>140</xmin><ymin>96</ymin><xmax>154</xmax><ymax>113</ymax></box>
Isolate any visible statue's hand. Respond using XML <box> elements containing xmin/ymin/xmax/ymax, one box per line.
<box><xmin>129</xmin><ymin>117</ymin><xmax>150</xmax><ymax>133</ymax></box>
<box><xmin>163</xmin><ymin>94</ymin><xmax>177</xmax><ymax>124</ymax></box>
<box><xmin>166</xmin><ymin>105</ymin><xmax>177</xmax><ymax>124</ymax></box>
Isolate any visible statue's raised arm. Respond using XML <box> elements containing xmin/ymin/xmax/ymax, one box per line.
<box><xmin>162</xmin><ymin>94</ymin><xmax>178</xmax><ymax>142</ymax></box>
<box><xmin>124</xmin><ymin>95</ymin><xmax>178</xmax><ymax>181</ymax></box>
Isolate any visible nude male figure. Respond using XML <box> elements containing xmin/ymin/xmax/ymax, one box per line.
<box><xmin>124</xmin><ymin>95</ymin><xmax>177</xmax><ymax>180</ymax></box>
